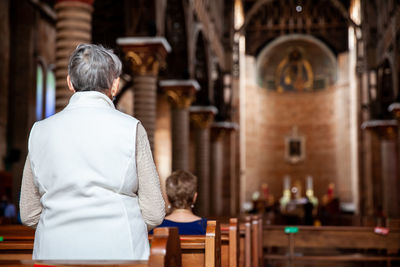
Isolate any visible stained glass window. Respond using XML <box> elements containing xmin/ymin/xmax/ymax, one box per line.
<box><xmin>36</xmin><ymin>65</ymin><xmax>44</xmax><ymax>120</ymax></box>
<box><xmin>45</xmin><ymin>69</ymin><xmax>56</xmax><ymax>117</ymax></box>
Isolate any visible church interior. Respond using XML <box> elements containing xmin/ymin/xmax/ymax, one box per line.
<box><xmin>1</xmin><ymin>0</ymin><xmax>400</xmax><ymax>266</ymax></box>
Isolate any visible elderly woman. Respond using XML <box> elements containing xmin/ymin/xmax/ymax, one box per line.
<box><xmin>152</xmin><ymin>170</ymin><xmax>207</xmax><ymax>235</ymax></box>
<box><xmin>19</xmin><ymin>44</ymin><xmax>165</xmax><ymax>260</ymax></box>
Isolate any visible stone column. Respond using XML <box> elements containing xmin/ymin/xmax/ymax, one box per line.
<box><xmin>389</xmin><ymin>103</ymin><xmax>400</xmax><ymax>173</ymax></box>
<box><xmin>117</xmin><ymin>38</ymin><xmax>171</xmax><ymax>151</ymax></box>
<box><xmin>389</xmin><ymin>103</ymin><xmax>400</xmax><ymax>219</ymax></box>
<box><xmin>55</xmin><ymin>0</ymin><xmax>94</xmax><ymax>111</ymax></box>
<box><xmin>0</xmin><ymin>0</ymin><xmax>10</xmax><ymax>171</ymax></box>
<box><xmin>210</xmin><ymin>122</ymin><xmax>238</xmax><ymax>216</ymax></box>
<box><xmin>160</xmin><ymin>80</ymin><xmax>200</xmax><ymax>171</ymax></box>
<box><xmin>362</xmin><ymin>120</ymin><xmax>399</xmax><ymax>218</ymax></box>
<box><xmin>190</xmin><ymin>106</ymin><xmax>217</xmax><ymax>216</ymax></box>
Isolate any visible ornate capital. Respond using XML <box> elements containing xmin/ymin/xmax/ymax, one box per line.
<box><xmin>389</xmin><ymin>103</ymin><xmax>400</xmax><ymax>120</ymax></box>
<box><xmin>190</xmin><ymin>106</ymin><xmax>218</xmax><ymax>129</ymax></box>
<box><xmin>211</xmin><ymin>121</ymin><xmax>239</xmax><ymax>141</ymax></box>
<box><xmin>362</xmin><ymin>120</ymin><xmax>398</xmax><ymax>140</ymax></box>
<box><xmin>160</xmin><ymin>80</ymin><xmax>200</xmax><ymax>109</ymax></box>
<box><xmin>117</xmin><ymin>37</ymin><xmax>171</xmax><ymax>76</ymax></box>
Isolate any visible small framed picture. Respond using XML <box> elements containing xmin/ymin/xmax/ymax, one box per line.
<box><xmin>285</xmin><ymin>136</ymin><xmax>305</xmax><ymax>164</ymax></box>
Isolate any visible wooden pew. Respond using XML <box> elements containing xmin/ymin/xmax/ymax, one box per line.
<box><xmin>150</xmin><ymin>220</ymin><xmax>221</xmax><ymax>267</ymax></box>
<box><xmin>0</xmin><ymin>225</ymin><xmax>34</xmax><ymax>241</ymax></box>
<box><xmin>238</xmin><ymin>216</ymin><xmax>251</xmax><ymax>267</ymax></box>
<box><xmin>0</xmin><ymin>227</ymin><xmax>181</xmax><ymax>267</ymax></box>
<box><xmin>263</xmin><ymin>225</ymin><xmax>400</xmax><ymax>265</ymax></box>
<box><xmin>209</xmin><ymin>215</ymin><xmax>259</xmax><ymax>267</ymax></box>
<box><xmin>220</xmin><ymin>218</ymin><xmax>239</xmax><ymax>267</ymax></box>
<box><xmin>1</xmin><ymin>221</ymin><xmax>223</xmax><ymax>267</ymax></box>
<box><xmin>250</xmin><ymin>215</ymin><xmax>263</xmax><ymax>267</ymax></box>
<box><xmin>211</xmin><ymin>215</ymin><xmax>259</xmax><ymax>267</ymax></box>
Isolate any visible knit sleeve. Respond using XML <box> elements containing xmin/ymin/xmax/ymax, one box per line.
<box><xmin>19</xmin><ymin>154</ymin><xmax>42</xmax><ymax>228</ymax></box>
<box><xmin>136</xmin><ymin>123</ymin><xmax>165</xmax><ymax>230</ymax></box>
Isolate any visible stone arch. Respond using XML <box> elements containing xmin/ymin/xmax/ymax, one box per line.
<box><xmin>164</xmin><ymin>0</ymin><xmax>189</xmax><ymax>78</ymax></box>
<box><xmin>239</xmin><ymin>0</ymin><xmax>358</xmax><ymax>33</ymax></box>
<box><xmin>213</xmin><ymin>66</ymin><xmax>225</xmax><ymax>121</ymax></box>
<box><xmin>193</xmin><ymin>31</ymin><xmax>210</xmax><ymax>105</ymax></box>
<box><xmin>377</xmin><ymin>58</ymin><xmax>395</xmax><ymax>119</ymax></box>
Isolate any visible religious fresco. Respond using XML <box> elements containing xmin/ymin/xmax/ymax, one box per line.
<box><xmin>257</xmin><ymin>35</ymin><xmax>337</xmax><ymax>92</ymax></box>
<box><xmin>275</xmin><ymin>47</ymin><xmax>313</xmax><ymax>92</ymax></box>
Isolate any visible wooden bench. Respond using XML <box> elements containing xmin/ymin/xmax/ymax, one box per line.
<box><xmin>263</xmin><ymin>225</ymin><xmax>400</xmax><ymax>266</ymax></box>
<box><xmin>0</xmin><ymin>225</ymin><xmax>35</xmax><ymax>241</ymax></box>
<box><xmin>151</xmin><ymin>220</ymin><xmax>221</xmax><ymax>267</ymax></box>
<box><xmin>238</xmin><ymin>216</ymin><xmax>251</xmax><ymax>267</ymax></box>
<box><xmin>211</xmin><ymin>215</ymin><xmax>261</xmax><ymax>267</ymax></box>
<box><xmin>1</xmin><ymin>221</ymin><xmax>222</xmax><ymax>267</ymax></box>
<box><xmin>220</xmin><ymin>218</ymin><xmax>239</xmax><ymax>267</ymax></box>
<box><xmin>252</xmin><ymin>215</ymin><xmax>263</xmax><ymax>267</ymax></box>
<box><xmin>0</xmin><ymin>227</ymin><xmax>181</xmax><ymax>267</ymax></box>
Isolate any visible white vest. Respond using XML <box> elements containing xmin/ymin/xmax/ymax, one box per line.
<box><xmin>28</xmin><ymin>91</ymin><xmax>149</xmax><ymax>260</ymax></box>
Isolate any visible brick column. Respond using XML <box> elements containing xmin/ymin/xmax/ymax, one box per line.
<box><xmin>362</xmin><ymin>120</ymin><xmax>399</xmax><ymax>218</ymax></box>
<box><xmin>190</xmin><ymin>106</ymin><xmax>217</xmax><ymax>216</ymax></box>
<box><xmin>55</xmin><ymin>0</ymin><xmax>94</xmax><ymax>111</ymax></box>
<box><xmin>160</xmin><ymin>80</ymin><xmax>199</xmax><ymax>171</ymax></box>
<box><xmin>117</xmin><ymin>38</ymin><xmax>171</xmax><ymax>151</ymax></box>
<box><xmin>210</xmin><ymin>122</ymin><xmax>238</xmax><ymax>216</ymax></box>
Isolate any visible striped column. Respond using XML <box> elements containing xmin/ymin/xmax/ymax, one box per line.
<box><xmin>160</xmin><ymin>80</ymin><xmax>200</xmax><ymax>171</ymax></box>
<box><xmin>190</xmin><ymin>106</ymin><xmax>217</xmax><ymax>216</ymax></box>
<box><xmin>117</xmin><ymin>38</ymin><xmax>171</xmax><ymax>151</ymax></box>
<box><xmin>55</xmin><ymin>0</ymin><xmax>94</xmax><ymax>111</ymax></box>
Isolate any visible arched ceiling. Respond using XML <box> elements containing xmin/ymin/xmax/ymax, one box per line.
<box><xmin>242</xmin><ymin>0</ymin><xmax>351</xmax><ymax>56</ymax></box>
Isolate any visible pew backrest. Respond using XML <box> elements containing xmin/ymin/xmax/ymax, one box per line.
<box><xmin>263</xmin><ymin>225</ymin><xmax>400</xmax><ymax>251</ymax></box>
<box><xmin>150</xmin><ymin>220</ymin><xmax>221</xmax><ymax>267</ymax></box>
<box><xmin>251</xmin><ymin>215</ymin><xmax>263</xmax><ymax>267</ymax></box>
<box><xmin>221</xmin><ymin>218</ymin><xmax>239</xmax><ymax>267</ymax></box>
<box><xmin>0</xmin><ymin>227</ymin><xmax>182</xmax><ymax>267</ymax></box>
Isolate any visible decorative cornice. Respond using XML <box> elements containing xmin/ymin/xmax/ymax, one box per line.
<box><xmin>361</xmin><ymin>120</ymin><xmax>398</xmax><ymax>140</ymax></box>
<box><xmin>388</xmin><ymin>102</ymin><xmax>400</xmax><ymax>120</ymax></box>
<box><xmin>117</xmin><ymin>37</ymin><xmax>171</xmax><ymax>76</ymax></box>
<box><xmin>117</xmin><ymin>37</ymin><xmax>172</xmax><ymax>53</ymax></box>
<box><xmin>160</xmin><ymin>80</ymin><xmax>200</xmax><ymax>109</ymax></box>
<box><xmin>211</xmin><ymin>121</ymin><xmax>239</xmax><ymax>141</ymax></box>
<box><xmin>212</xmin><ymin>121</ymin><xmax>239</xmax><ymax>131</ymax></box>
<box><xmin>190</xmin><ymin>106</ymin><xmax>218</xmax><ymax>129</ymax></box>
<box><xmin>159</xmin><ymin>80</ymin><xmax>200</xmax><ymax>90</ymax></box>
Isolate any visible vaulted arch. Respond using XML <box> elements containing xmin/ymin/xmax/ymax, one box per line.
<box><xmin>193</xmin><ymin>32</ymin><xmax>210</xmax><ymax>105</ymax></box>
<box><xmin>242</xmin><ymin>0</ymin><xmax>353</xmax><ymax>56</ymax></box>
<box><xmin>164</xmin><ymin>0</ymin><xmax>189</xmax><ymax>78</ymax></box>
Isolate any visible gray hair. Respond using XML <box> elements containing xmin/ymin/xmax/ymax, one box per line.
<box><xmin>68</xmin><ymin>44</ymin><xmax>122</xmax><ymax>92</ymax></box>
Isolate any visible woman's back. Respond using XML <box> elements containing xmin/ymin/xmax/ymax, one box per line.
<box><xmin>28</xmin><ymin>91</ymin><xmax>149</xmax><ymax>260</ymax></box>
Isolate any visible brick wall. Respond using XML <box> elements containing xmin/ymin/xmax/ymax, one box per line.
<box><xmin>244</xmin><ymin>55</ymin><xmax>354</xmax><ymax>203</ymax></box>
